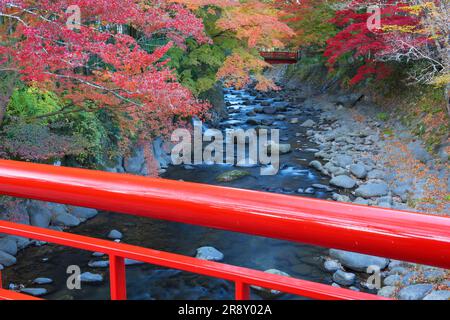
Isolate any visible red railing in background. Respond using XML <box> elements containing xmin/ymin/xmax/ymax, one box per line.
<box><xmin>259</xmin><ymin>51</ymin><xmax>299</xmax><ymax>64</ymax></box>
<box><xmin>0</xmin><ymin>160</ymin><xmax>449</xmax><ymax>300</ymax></box>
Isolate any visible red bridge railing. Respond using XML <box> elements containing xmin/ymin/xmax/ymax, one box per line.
<box><xmin>259</xmin><ymin>51</ymin><xmax>299</xmax><ymax>64</ymax></box>
<box><xmin>0</xmin><ymin>159</ymin><xmax>449</xmax><ymax>300</ymax></box>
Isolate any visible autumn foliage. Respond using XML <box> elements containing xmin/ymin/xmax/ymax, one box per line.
<box><xmin>324</xmin><ymin>1</ymin><xmax>448</xmax><ymax>87</ymax></box>
<box><xmin>0</xmin><ymin>0</ymin><xmax>210</xmax><ymax>147</ymax></box>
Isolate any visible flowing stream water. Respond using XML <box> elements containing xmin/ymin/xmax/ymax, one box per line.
<box><xmin>4</xmin><ymin>87</ymin><xmax>341</xmax><ymax>300</ymax></box>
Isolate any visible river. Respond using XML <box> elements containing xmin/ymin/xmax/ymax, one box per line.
<box><xmin>4</xmin><ymin>87</ymin><xmax>340</xmax><ymax>300</ymax></box>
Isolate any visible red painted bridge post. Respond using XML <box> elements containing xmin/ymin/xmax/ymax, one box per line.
<box><xmin>109</xmin><ymin>255</ymin><xmax>127</xmax><ymax>300</ymax></box>
<box><xmin>235</xmin><ymin>281</ymin><xmax>250</xmax><ymax>300</ymax></box>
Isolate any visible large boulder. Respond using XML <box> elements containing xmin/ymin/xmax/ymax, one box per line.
<box><xmin>329</xmin><ymin>249</ymin><xmax>389</xmax><ymax>272</ymax></box>
<box><xmin>355</xmin><ymin>182</ymin><xmax>389</xmax><ymax>198</ymax></box>
<box><xmin>330</xmin><ymin>175</ymin><xmax>357</xmax><ymax>189</ymax></box>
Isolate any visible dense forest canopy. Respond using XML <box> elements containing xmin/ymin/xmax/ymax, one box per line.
<box><xmin>0</xmin><ymin>0</ymin><xmax>448</xmax><ymax>166</ymax></box>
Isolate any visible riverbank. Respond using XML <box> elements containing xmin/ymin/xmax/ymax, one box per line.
<box><xmin>273</xmin><ymin>66</ymin><xmax>449</xmax><ymax>299</ymax></box>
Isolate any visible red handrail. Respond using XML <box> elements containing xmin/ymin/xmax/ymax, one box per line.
<box><xmin>0</xmin><ymin>159</ymin><xmax>449</xmax><ymax>300</ymax></box>
<box><xmin>0</xmin><ymin>288</ymin><xmax>42</xmax><ymax>300</ymax></box>
<box><xmin>0</xmin><ymin>160</ymin><xmax>449</xmax><ymax>268</ymax></box>
<box><xmin>0</xmin><ymin>220</ymin><xmax>384</xmax><ymax>300</ymax></box>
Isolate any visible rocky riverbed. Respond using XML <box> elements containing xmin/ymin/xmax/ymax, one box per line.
<box><xmin>0</xmin><ymin>75</ymin><xmax>448</xmax><ymax>300</ymax></box>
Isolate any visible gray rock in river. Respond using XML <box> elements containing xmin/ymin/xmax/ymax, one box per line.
<box><xmin>68</xmin><ymin>206</ymin><xmax>98</xmax><ymax>220</ymax></box>
<box><xmin>80</xmin><ymin>272</ymin><xmax>103</xmax><ymax>283</ymax></box>
<box><xmin>216</xmin><ymin>170</ymin><xmax>251</xmax><ymax>182</ymax></box>
<box><xmin>388</xmin><ymin>266</ymin><xmax>408</xmax><ymax>276</ymax></box>
<box><xmin>353</xmin><ymin>197</ymin><xmax>369</xmax><ymax>205</ymax></box>
<box><xmin>402</xmin><ymin>271</ymin><xmax>420</xmax><ymax>285</ymax></box>
<box><xmin>330</xmin><ymin>175</ymin><xmax>357</xmax><ymax>189</ymax></box>
<box><xmin>333</xmin><ymin>270</ymin><xmax>355</xmax><ymax>286</ymax></box>
<box><xmin>324</xmin><ymin>260</ymin><xmax>342</xmax><ymax>272</ymax></box>
<box><xmin>332</xmin><ymin>193</ymin><xmax>351</xmax><ymax>202</ymax></box>
<box><xmin>300</xmin><ymin>119</ymin><xmax>316</xmax><ymax>127</ymax></box>
<box><xmin>263</xmin><ymin>106</ymin><xmax>276</xmax><ymax>114</ymax></box>
<box><xmin>251</xmin><ymin>269</ymin><xmax>291</xmax><ymax>296</ymax></box>
<box><xmin>0</xmin><ymin>237</ymin><xmax>18</xmax><ymax>256</ymax></box>
<box><xmin>329</xmin><ymin>249</ymin><xmax>389</xmax><ymax>272</ymax></box>
<box><xmin>350</xmin><ymin>163</ymin><xmax>367</xmax><ymax>179</ymax></box>
<box><xmin>312</xmin><ymin>184</ymin><xmax>334</xmax><ymax>192</ymax></box>
<box><xmin>309</xmin><ymin>160</ymin><xmax>323</xmax><ymax>171</ymax></box>
<box><xmin>46</xmin><ymin>203</ymin><xmax>69</xmax><ymax>217</ymax></box>
<box><xmin>0</xmin><ymin>250</ymin><xmax>17</xmax><ymax>266</ymax></box>
<box><xmin>423</xmin><ymin>269</ymin><xmax>445</xmax><ymax>281</ymax></box>
<box><xmin>383</xmin><ymin>274</ymin><xmax>402</xmax><ymax>286</ymax></box>
<box><xmin>9</xmin><ymin>235</ymin><xmax>31</xmax><ymax>250</ymax></box>
<box><xmin>423</xmin><ymin>290</ymin><xmax>450</xmax><ymax>300</ymax></box>
<box><xmin>88</xmin><ymin>260</ymin><xmax>110</xmax><ymax>268</ymax></box>
<box><xmin>377</xmin><ymin>286</ymin><xmax>396</xmax><ymax>298</ymax></box>
<box><xmin>92</xmin><ymin>252</ymin><xmax>105</xmax><ymax>257</ymax></box>
<box><xmin>51</xmin><ymin>213</ymin><xmax>80</xmax><ymax>227</ymax></box>
<box><xmin>333</xmin><ymin>154</ymin><xmax>353</xmax><ymax>168</ymax></box>
<box><xmin>33</xmin><ymin>277</ymin><xmax>53</xmax><ymax>285</ymax></box>
<box><xmin>367</xmin><ymin>169</ymin><xmax>385</xmax><ymax>180</ymax></box>
<box><xmin>398</xmin><ymin>284</ymin><xmax>433</xmax><ymax>300</ymax></box>
<box><xmin>20</xmin><ymin>288</ymin><xmax>48</xmax><ymax>296</ymax></box>
<box><xmin>107</xmin><ymin>229</ymin><xmax>123</xmax><ymax>240</ymax></box>
<box><xmin>125</xmin><ymin>258</ymin><xmax>145</xmax><ymax>266</ymax></box>
<box><xmin>355</xmin><ymin>182</ymin><xmax>389</xmax><ymax>198</ymax></box>
<box><xmin>196</xmin><ymin>246</ymin><xmax>224</xmax><ymax>261</ymax></box>
<box><xmin>246</xmin><ymin>118</ymin><xmax>260</xmax><ymax>125</ymax></box>
<box><xmin>27</xmin><ymin>201</ymin><xmax>52</xmax><ymax>228</ymax></box>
